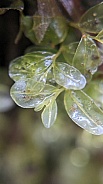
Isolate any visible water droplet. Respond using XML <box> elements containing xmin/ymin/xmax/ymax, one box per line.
<box><xmin>90</xmin><ymin>67</ymin><xmax>97</xmax><ymax>75</ymax></box>
<box><xmin>93</xmin><ymin>13</ymin><xmax>97</xmax><ymax>17</ymax></box>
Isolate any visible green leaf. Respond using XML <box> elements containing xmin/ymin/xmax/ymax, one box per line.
<box><xmin>79</xmin><ymin>2</ymin><xmax>103</xmax><ymax>33</ymax></box>
<box><xmin>62</xmin><ymin>42</ymin><xmax>78</xmax><ymax>65</ymax></box>
<box><xmin>64</xmin><ymin>90</ymin><xmax>103</xmax><ymax>135</ymax></box>
<box><xmin>41</xmin><ymin>100</ymin><xmax>57</xmax><ymax>128</ymax></box>
<box><xmin>21</xmin><ymin>13</ymin><xmax>68</xmax><ymax>45</ymax></box>
<box><xmin>34</xmin><ymin>84</ymin><xmax>58</xmax><ymax>111</ymax></box>
<box><xmin>84</xmin><ymin>80</ymin><xmax>103</xmax><ymax>109</ymax></box>
<box><xmin>73</xmin><ymin>35</ymin><xmax>101</xmax><ymax>76</ymax></box>
<box><xmin>20</xmin><ymin>15</ymin><xmax>37</xmax><ymax>43</ymax></box>
<box><xmin>10</xmin><ymin>0</ymin><xmax>24</xmax><ymax>11</ymax></box>
<box><xmin>9</xmin><ymin>51</ymin><xmax>55</xmax><ymax>81</ymax></box>
<box><xmin>36</xmin><ymin>0</ymin><xmax>62</xmax><ymax>43</ymax></box>
<box><xmin>95</xmin><ymin>30</ymin><xmax>103</xmax><ymax>43</ymax></box>
<box><xmin>32</xmin><ymin>0</ymin><xmax>68</xmax><ymax>44</ymax></box>
<box><xmin>53</xmin><ymin>62</ymin><xmax>86</xmax><ymax>90</ymax></box>
<box><xmin>33</xmin><ymin>15</ymin><xmax>68</xmax><ymax>45</ymax></box>
<box><xmin>46</xmin><ymin>69</ymin><xmax>56</xmax><ymax>85</ymax></box>
<box><xmin>24</xmin><ymin>45</ymin><xmax>57</xmax><ymax>54</ymax></box>
<box><xmin>61</xmin><ymin>27</ymin><xmax>78</xmax><ymax>46</ymax></box>
<box><xmin>10</xmin><ymin>78</ymin><xmax>46</xmax><ymax>108</ymax></box>
<box><xmin>20</xmin><ymin>0</ymin><xmax>68</xmax><ymax>45</ymax></box>
<box><xmin>0</xmin><ymin>0</ymin><xmax>24</xmax><ymax>15</ymax></box>
<box><xmin>10</xmin><ymin>81</ymin><xmax>57</xmax><ymax>109</ymax></box>
<box><xmin>32</xmin><ymin>15</ymin><xmax>50</xmax><ymax>43</ymax></box>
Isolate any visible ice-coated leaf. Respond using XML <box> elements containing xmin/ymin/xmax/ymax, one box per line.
<box><xmin>10</xmin><ymin>80</ymin><xmax>57</xmax><ymax>109</ymax></box>
<box><xmin>64</xmin><ymin>90</ymin><xmax>103</xmax><ymax>135</ymax></box>
<box><xmin>79</xmin><ymin>2</ymin><xmax>103</xmax><ymax>33</ymax></box>
<box><xmin>10</xmin><ymin>77</ymin><xmax>46</xmax><ymax>108</ymax></box>
<box><xmin>84</xmin><ymin>80</ymin><xmax>103</xmax><ymax>109</ymax></box>
<box><xmin>62</xmin><ymin>42</ymin><xmax>78</xmax><ymax>65</ymax></box>
<box><xmin>73</xmin><ymin>35</ymin><xmax>101</xmax><ymax>75</ymax></box>
<box><xmin>34</xmin><ymin>84</ymin><xmax>58</xmax><ymax>111</ymax></box>
<box><xmin>41</xmin><ymin>100</ymin><xmax>57</xmax><ymax>128</ymax></box>
<box><xmin>53</xmin><ymin>62</ymin><xmax>86</xmax><ymax>90</ymax></box>
<box><xmin>95</xmin><ymin>30</ymin><xmax>103</xmax><ymax>43</ymax></box>
<box><xmin>9</xmin><ymin>51</ymin><xmax>55</xmax><ymax>81</ymax></box>
<box><xmin>46</xmin><ymin>70</ymin><xmax>56</xmax><ymax>85</ymax></box>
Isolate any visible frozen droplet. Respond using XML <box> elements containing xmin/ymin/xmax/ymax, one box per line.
<box><xmin>90</xmin><ymin>67</ymin><xmax>97</xmax><ymax>75</ymax></box>
<box><xmin>93</xmin><ymin>13</ymin><xmax>97</xmax><ymax>17</ymax></box>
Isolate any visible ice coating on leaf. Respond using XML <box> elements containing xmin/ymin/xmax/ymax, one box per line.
<box><xmin>41</xmin><ymin>100</ymin><xmax>57</xmax><ymax>128</ymax></box>
<box><xmin>64</xmin><ymin>90</ymin><xmax>103</xmax><ymax>135</ymax></box>
<box><xmin>53</xmin><ymin>62</ymin><xmax>86</xmax><ymax>90</ymax></box>
<box><xmin>10</xmin><ymin>77</ymin><xmax>46</xmax><ymax>108</ymax></box>
<box><xmin>79</xmin><ymin>2</ymin><xmax>103</xmax><ymax>33</ymax></box>
<box><xmin>9</xmin><ymin>51</ymin><xmax>55</xmax><ymax>81</ymax></box>
<box><xmin>34</xmin><ymin>84</ymin><xmax>58</xmax><ymax>111</ymax></box>
<box><xmin>84</xmin><ymin>80</ymin><xmax>103</xmax><ymax>109</ymax></box>
<box><xmin>73</xmin><ymin>35</ymin><xmax>101</xmax><ymax>76</ymax></box>
<box><xmin>10</xmin><ymin>80</ymin><xmax>57</xmax><ymax>109</ymax></box>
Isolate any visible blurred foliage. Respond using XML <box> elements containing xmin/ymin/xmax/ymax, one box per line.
<box><xmin>1</xmin><ymin>0</ymin><xmax>103</xmax><ymax>184</ymax></box>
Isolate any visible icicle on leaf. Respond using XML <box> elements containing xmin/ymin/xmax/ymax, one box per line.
<box><xmin>64</xmin><ymin>90</ymin><xmax>103</xmax><ymax>135</ymax></box>
<box><xmin>0</xmin><ymin>0</ymin><xmax>24</xmax><ymax>15</ymax></box>
<box><xmin>79</xmin><ymin>2</ymin><xmax>103</xmax><ymax>33</ymax></box>
<box><xmin>53</xmin><ymin>62</ymin><xmax>86</xmax><ymax>90</ymax></box>
<box><xmin>94</xmin><ymin>30</ymin><xmax>103</xmax><ymax>43</ymax></box>
<box><xmin>9</xmin><ymin>51</ymin><xmax>55</xmax><ymax>81</ymax></box>
<box><xmin>73</xmin><ymin>35</ymin><xmax>101</xmax><ymax>76</ymax></box>
<box><xmin>41</xmin><ymin>100</ymin><xmax>57</xmax><ymax>128</ymax></box>
<box><xmin>62</xmin><ymin>42</ymin><xmax>79</xmax><ymax>65</ymax></box>
<box><xmin>84</xmin><ymin>80</ymin><xmax>103</xmax><ymax>109</ymax></box>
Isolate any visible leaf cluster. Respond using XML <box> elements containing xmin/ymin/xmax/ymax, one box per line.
<box><xmin>2</xmin><ymin>1</ymin><xmax>103</xmax><ymax>135</ymax></box>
